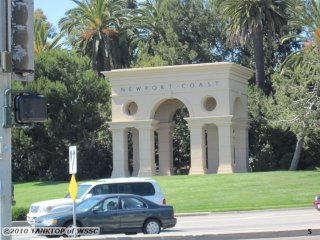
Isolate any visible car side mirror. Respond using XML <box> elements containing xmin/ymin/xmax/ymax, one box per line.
<box><xmin>84</xmin><ymin>193</ymin><xmax>93</xmax><ymax>200</ymax></box>
<box><xmin>92</xmin><ymin>205</ymin><xmax>101</xmax><ymax>213</ymax></box>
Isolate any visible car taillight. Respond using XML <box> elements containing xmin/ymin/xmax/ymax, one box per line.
<box><xmin>162</xmin><ymin>198</ymin><xmax>166</xmax><ymax>205</ymax></box>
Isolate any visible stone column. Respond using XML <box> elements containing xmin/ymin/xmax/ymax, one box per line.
<box><xmin>186</xmin><ymin>118</ymin><xmax>206</xmax><ymax>175</ymax></box>
<box><xmin>217</xmin><ymin>122</ymin><xmax>234</xmax><ymax>173</ymax></box>
<box><xmin>158</xmin><ymin>123</ymin><xmax>174</xmax><ymax>175</ymax></box>
<box><xmin>233</xmin><ymin>123</ymin><xmax>249</xmax><ymax>172</ymax></box>
<box><xmin>109</xmin><ymin>124</ymin><xmax>130</xmax><ymax>178</ymax></box>
<box><xmin>137</xmin><ymin>121</ymin><xmax>158</xmax><ymax>176</ymax></box>
<box><xmin>131</xmin><ymin>129</ymin><xmax>140</xmax><ymax>176</ymax></box>
<box><xmin>206</xmin><ymin>125</ymin><xmax>219</xmax><ymax>173</ymax></box>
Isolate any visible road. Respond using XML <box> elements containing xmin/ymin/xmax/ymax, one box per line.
<box><xmin>11</xmin><ymin>207</ymin><xmax>320</xmax><ymax>240</ymax></box>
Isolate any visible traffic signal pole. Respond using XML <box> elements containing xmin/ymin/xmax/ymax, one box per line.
<box><xmin>0</xmin><ymin>0</ymin><xmax>12</xmax><ymax>239</ymax></box>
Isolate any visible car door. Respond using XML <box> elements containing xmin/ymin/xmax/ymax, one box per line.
<box><xmin>84</xmin><ymin>197</ymin><xmax>120</xmax><ymax>233</ymax></box>
<box><xmin>119</xmin><ymin>196</ymin><xmax>148</xmax><ymax>230</ymax></box>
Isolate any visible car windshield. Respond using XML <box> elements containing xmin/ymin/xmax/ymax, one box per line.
<box><xmin>65</xmin><ymin>184</ymin><xmax>92</xmax><ymax>199</ymax></box>
<box><xmin>76</xmin><ymin>198</ymin><xmax>102</xmax><ymax>212</ymax></box>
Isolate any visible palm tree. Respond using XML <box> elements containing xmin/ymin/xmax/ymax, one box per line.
<box><xmin>132</xmin><ymin>0</ymin><xmax>167</xmax><ymax>55</ymax></box>
<box><xmin>281</xmin><ymin>0</ymin><xmax>320</xmax><ymax>74</ymax></box>
<box><xmin>34</xmin><ymin>9</ymin><xmax>63</xmax><ymax>55</ymax></box>
<box><xmin>220</xmin><ymin>0</ymin><xmax>293</xmax><ymax>89</ymax></box>
<box><xmin>59</xmin><ymin>0</ymin><xmax>131</xmax><ymax>73</ymax></box>
<box><xmin>34</xmin><ymin>19</ymin><xmax>63</xmax><ymax>55</ymax></box>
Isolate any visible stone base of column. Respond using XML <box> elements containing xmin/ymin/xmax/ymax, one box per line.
<box><xmin>234</xmin><ymin>164</ymin><xmax>248</xmax><ymax>173</ymax></box>
<box><xmin>217</xmin><ymin>164</ymin><xmax>233</xmax><ymax>174</ymax></box>
<box><xmin>189</xmin><ymin>168</ymin><xmax>206</xmax><ymax>175</ymax></box>
<box><xmin>207</xmin><ymin>168</ymin><xmax>218</xmax><ymax>174</ymax></box>
<box><xmin>111</xmin><ymin>171</ymin><xmax>130</xmax><ymax>178</ymax></box>
<box><xmin>158</xmin><ymin>169</ymin><xmax>173</xmax><ymax>176</ymax></box>
<box><xmin>138</xmin><ymin>168</ymin><xmax>154</xmax><ymax>177</ymax></box>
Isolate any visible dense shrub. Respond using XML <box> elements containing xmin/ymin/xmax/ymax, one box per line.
<box><xmin>12</xmin><ymin>207</ymin><xmax>29</xmax><ymax>221</ymax></box>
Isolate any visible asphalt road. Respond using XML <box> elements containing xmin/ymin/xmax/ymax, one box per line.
<box><xmin>11</xmin><ymin>207</ymin><xmax>320</xmax><ymax>240</ymax></box>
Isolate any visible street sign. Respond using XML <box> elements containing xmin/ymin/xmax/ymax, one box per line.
<box><xmin>69</xmin><ymin>146</ymin><xmax>77</xmax><ymax>174</ymax></box>
<box><xmin>68</xmin><ymin>174</ymin><xmax>78</xmax><ymax>202</ymax></box>
<box><xmin>68</xmin><ymin>174</ymin><xmax>78</xmax><ymax>238</ymax></box>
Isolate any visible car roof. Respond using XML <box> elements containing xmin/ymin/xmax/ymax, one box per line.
<box><xmin>79</xmin><ymin>177</ymin><xmax>156</xmax><ymax>186</ymax></box>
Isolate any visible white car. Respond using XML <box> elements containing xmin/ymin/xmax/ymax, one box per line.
<box><xmin>26</xmin><ymin>177</ymin><xmax>166</xmax><ymax>225</ymax></box>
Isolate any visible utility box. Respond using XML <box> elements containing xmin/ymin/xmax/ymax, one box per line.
<box><xmin>14</xmin><ymin>94</ymin><xmax>47</xmax><ymax>123</ymax></box>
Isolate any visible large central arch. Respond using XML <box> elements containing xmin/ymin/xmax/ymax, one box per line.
<box><xmin>104</xmin><ymin>62</ymin><xmax>253</xmax><ymax>177</ymax></box>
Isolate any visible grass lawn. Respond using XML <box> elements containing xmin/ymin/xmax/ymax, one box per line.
<box><xmin>14</xmin><ymin>171</ymin><xmax>320</xmax><ymax>213</ymax></box>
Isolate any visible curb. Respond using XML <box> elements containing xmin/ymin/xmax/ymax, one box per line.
<box><xmin>12</xmin><ymin>221</ymin><xmax>28</xmax><ymax>227</ymax></box>
<box><xmin>69</xmin><ymin>229</ymin><xmax>320</xmax><ymax>240</ymax></box>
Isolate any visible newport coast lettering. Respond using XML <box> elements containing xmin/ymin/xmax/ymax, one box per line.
<box><xmin>119</xmin><ymin>81</ymin><xmax>219</xmax><ymax>94</ymax></box>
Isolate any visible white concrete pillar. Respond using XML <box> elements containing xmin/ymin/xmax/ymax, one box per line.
<box><xmin>186</xmin><ymin>119</ymin><xmax>206</xmax><ymax>175</ymax></box>
<box><xmin>234</xmin><ymin>125</ymin><xmax>249</xmax><ymax>172</ymax></box>
<box><xmin>109</xmin><ymin>125</ymin><xmax>130</xmax><ymax>178</ymax></box>
<box><xmin>206</xmin><ymin>125</ymin><xmax>219</xmax><ymax>173</ymax></box>
<box><xmin>137</xmin><ymin>123</ymin><xmax>158</xmax><ymax>176</ymax></box>
<box><xmin>131</xmin><ymin>129</ymin><xmax>140</xmax><ymax>176</ymax></box>
<box><xmin>217</xmin><ymin>123</ymin><xmax>234</xmax><ymax>173</ymax></box>
<box><xmin>158</xmin><ymin>123</ymin><xmax>174</xmax><ymax>175</ymax></box>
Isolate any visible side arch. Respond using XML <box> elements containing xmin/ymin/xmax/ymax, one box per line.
<box><xmin>233</xmin><ymin>97</ymin><xmax>247</xmax><ymax>118</ymax></box>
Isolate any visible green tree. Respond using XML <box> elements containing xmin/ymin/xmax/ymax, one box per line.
<box><xmin>247</xmin><ymin>86</ymin><xmax>296</xmax><ymax>171</ymax></box>
<box><xmin>220</xmin><ymin>0</ymin><xmax>293</xmax><ymax>89</ymax></box>
<box><xmin>12</xmin><ymin>50</ymin><xmax>112</xmax><ymax>181</ymax></box>
<box><xmin>172</xmin><ymin>107</ymin><xmax>190</xmax><ymax>174</ymax></box>
<box><xmin>133</xmin><ymin>0</ymin><xmax>224</xmax><ymax>66</ymax></box>
<box><xmin>268</xmin><ymin>66</ymin><xmax>320</xmax><ymax>171</ymax></box>
<box><xmin>276</xmin><ymin>0</ymin><xmax>320</xmax><ymax>170</ymax></box>
<box><xmin>163</xmin><ymin>0</ymin><xmax>229</xmax><ymax>63</ymax></box>
<box><xmin>59</xmin><ymin>0</ymin><xmax>131</xmax><ymax>73</ymax></box>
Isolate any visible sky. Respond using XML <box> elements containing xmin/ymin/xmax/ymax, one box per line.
<box><xmin>34</xmin><ymin>0</ymin><xmax>76</xmax><ymax>29</ymax></box>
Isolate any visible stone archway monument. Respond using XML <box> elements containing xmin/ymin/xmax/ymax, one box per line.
<box><xmin>103</xmin><ymin>62</ymin><xmax>253</xmax><ymax>178</ymax></box>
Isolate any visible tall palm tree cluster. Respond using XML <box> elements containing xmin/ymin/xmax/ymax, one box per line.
<box><xmin>59</xmin><ymin>0</ymin><xmax>132</xmax><ymax>73</ymax></box>
<box><xmin>220</xmin><ymin>0</ymin><xmax>294</xmax><ymax>90</ymax></box>
<box><xmin>34</xmin><ymin>0</ymin><xmax>319</xmax><ymax>87</ymax></box>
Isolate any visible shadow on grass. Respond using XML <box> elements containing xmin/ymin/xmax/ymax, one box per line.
<box><xmin>13</xmin><ymin>181</ymin><xmax>67</xmax><ymax>186</ymax></box>
<box><xmin>34</xmin><ymin>181</ymin><xmax>67</xmax><ymax>186</ymax></box>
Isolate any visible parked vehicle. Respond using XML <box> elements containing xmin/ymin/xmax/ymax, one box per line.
<box><xmin>34</xmin><ymin>194</ymin><xmax>177</xmax><ymax>236</ymax></box>
<box><xmin>27</xmin><ymin>177</ymin><xmax>166</xmax><ymax>225</ymax></box>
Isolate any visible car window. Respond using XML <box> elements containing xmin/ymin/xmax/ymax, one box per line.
<box><xmin>102</xmin><ymin>197</ymin><xmax>118</xmax><ymax>211</ymax></box>
<box><xmin>90</xmin><ymin>185</ymin><xmax>109</xmax><ymax>195</ymax></box>
<box><xmin>117</xmin><ymin>183</ymin><xmax>133</xmax><ymax>194</ymax></box>
<box><xmin>114</xmin><ymin>183</ymin><xmax>155</xmax><ymax>196</ymax></box>
<box><xmin>131</xmin><ymin>183</ymin><xmax>155</xmax><ymax>196</ymax></box>
<box><xmin>76</xmin><ymin>198</ymin><xmax>102</xmax><ymax>212</ymax></box>
<box><xmin>65</xmin><ymin>184</ymin><xmax>92</xmax><ymax>199</ymax></box>
<box><xmin>120</xmin><ymin>197</ymin><xmax>146</xmax><ymax>210</ymax></box>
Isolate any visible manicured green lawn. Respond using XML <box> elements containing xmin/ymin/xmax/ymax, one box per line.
<box><xmin>14</xmin><ymin>171</ymin><xmax>320</xmax><ymax>213</ymax></box>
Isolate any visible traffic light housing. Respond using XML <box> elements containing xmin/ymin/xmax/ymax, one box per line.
<box><xmin>11</xmin><ymin>0</ymin><xmax>34</xmax><ymax>81</ymax></box>
<box><xmin>14</xmin><ymin>93</ymin><xmax>47</xmax><ymax>124</ymax></box>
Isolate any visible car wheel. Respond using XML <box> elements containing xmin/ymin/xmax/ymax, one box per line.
<box><xmin>143</xmin><ymin>219</ymin><xmax>161</xmax><ymax>234</ymax></box>
<box><xmin>63</xmin><ymin>221</ymin><xmax>80</xmax><ymax>237</ymax></box>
